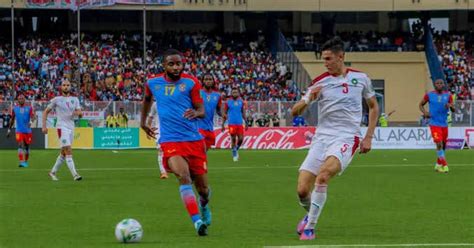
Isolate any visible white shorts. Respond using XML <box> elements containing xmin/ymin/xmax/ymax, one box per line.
<box><xmin>299</xmin><ymin>135</ymin><xmax>360</xmax><ymax>176</ymax></box>
<box><xmin>57</xmin><ymin>128</ymin><xmax>74</xmax><ymax>148</ymax></box>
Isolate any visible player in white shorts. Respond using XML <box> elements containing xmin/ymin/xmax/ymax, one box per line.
<box><xmin>291</xmin><ymin>37</ymin><xmax>379</xmax><ymax>240</ymax></box>
<box><xmin>42</xmin><ymin>80</ymin><xmax>83</xmax><ymax>181</ymax></box>
<box><xmin>147</xmin><ymin>101</ymin><xmax>168</xmax><ymax>179</ymax></box>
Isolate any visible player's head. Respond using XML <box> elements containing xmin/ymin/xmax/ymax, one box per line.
<box><xmin>61</xmin><ymin>80</ymin><xmax>72</xmax><ymax>95</ymax></box>
<box><xmin>321</xmin><ymin>37</ymin><xmax>345</xmax><ymax>75</ymax></box>
<box><xmin>202</xmin><ymin>73</ymin><xmax>215</xmax><ymax>90</ymax></box>
<box><xmin>163</xmin><ymin>49</ymin><xmax>183</xmax><ymax>81</ymax></box>
<box><xmin>17</xmin><ymin>94</ymin><xmax>25</xmax><ymax>105</ymax></box>
<box><xmin>119</xmin><ymin>107</ymin><xmax>124</xmax><ymax>113</ymax></box>
<box><xmin>434</xmin><ymin>79</ymin><xmax>445</xmax><ymax>92</ymax></box>
<box><xmin>231</xmin><ymin>87</ymin><xmax>240</xmax><ymax>99</ymax></box>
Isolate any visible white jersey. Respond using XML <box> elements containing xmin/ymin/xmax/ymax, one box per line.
<box><xmin>47</xmin><ymin>96</ymin><xmax>81</xmax><ymax>131</ymax></box>
<box><xmin>148</xmin><ymin>102</ymin><xmax>160</xmax><ymax>132</ymax></box>
<box><xmin>305</xmin><ymin>69</ymin><xmax>375</xmax><ymax>138</ymax></box>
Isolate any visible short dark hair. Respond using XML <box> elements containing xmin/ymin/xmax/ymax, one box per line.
<box><xmin>162</xmin><ymin>49</ymin><xmax>182</xmax><ymax>59</ymax></box>
<box><xmin>321</xmin><ymin>37</ymin><xmax>344</xmax><ymax>53</ymax></box>
<box><xmin>231</xmin><ymin>87</ymin><xmax>239</xmax><ymax>92</ymax></box>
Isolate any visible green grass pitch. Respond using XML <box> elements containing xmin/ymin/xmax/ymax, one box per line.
<box><xmin>0</xmin><ymin>149</ymin><xmax>473</xmax><ymax>248</ymax></box>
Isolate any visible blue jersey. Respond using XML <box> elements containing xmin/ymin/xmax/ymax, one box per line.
<box><xmin>198</xmin><ymin>89</ymin><xmax>221</xmax><ymax>131</ymax></box>
<box><xmin>225</xmin><ymin>98</ymin><xmax>245</xmax><ymax>125</ymax></box>
<box><xmin>146</xmin><ymin>73</ymin><xmax>203</xmax><ymax>143</ymax></box>
<box><xmin>13</xmin><ymin>105</ymin><xmax>33</xmax><ymax>133</ymax></box>
<box><xmin>424</xmin><ymin>91</ymin><xmax>452</xmax><ymax>127</ymax></box>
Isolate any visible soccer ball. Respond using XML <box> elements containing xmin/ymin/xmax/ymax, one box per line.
<box><xmin>115</xmin><ymin>218</ymin><xmax>143</xmax><ymax>243</ymax></box>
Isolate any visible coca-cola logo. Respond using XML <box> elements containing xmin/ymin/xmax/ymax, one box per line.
<box><xmin>215</xmin><ymin>127</ymin><xmax>316</xmax><ymax>150</ymax></box>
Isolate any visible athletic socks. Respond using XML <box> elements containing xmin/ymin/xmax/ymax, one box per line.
<box><xmin>18</xmin><ymin>148</ymin><xmax>24</xmax><ymax>162</ymax></box>
<box><xmin>305</xmin><ymin>184</ymin><xmax>328</xmax><ymax>230</ymax></box>
<box><xmin>437</xmin><ymin>150</ymin><xmax>447</xmax><ymax>166</ymax></box>
<box><xmin>179</xmin><ymin>184</ymin><xmax>201</xmax><ymax>224</ymax></box>
<box><xmin>65</xmin><ymin>155</ymin><xmax>79</xmax><ymax>177</ymax></box>
<box><xmin>157</xmin><ymin>153</ymin><xmax>166</xmax><ymax>174</ymax></box>
<box><xmin>51</xmin><ymin>155</ymin><xmax>65</xmax><ymax>173</ymax></box>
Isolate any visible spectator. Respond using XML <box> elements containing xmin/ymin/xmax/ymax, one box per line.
<box><xmin>116</xmin><ymin>107</ymin><xmax>129</xmax><ymax>128</ymax></box>
<box><xmin>255</xmin><ymin>114</ymin><xmax>270</xmax><ymax>127</ymax></box>
<box><xmin>0</xmin><ymin>108</ymin><xmax>12</xmax><ymax>128</ymax></box>
<box><xmin>271</xmin><ymin>112</ymin><xmax>280</xmax><ymax>127</ymax></box>
<box><xmin>292</xmin><ymin>115</ymin><xmax>306</xmax><ymax>127</ymax></box>
<box><xmin>245</xmin><ymin>115</ymin><xmax>254</xmax><ymax>128</ymax></box>
<box><xmin>105</xmin><ymin>111</ymin><xmax>118</xmax><ymax>128</ymax></box>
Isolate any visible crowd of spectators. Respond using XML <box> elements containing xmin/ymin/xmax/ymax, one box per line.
<box><xmin>434</xmin><ymin>31</ymin><xmax>473</xmax><ymax>101</ymax></box>
<box><xmin>288</xmin><ymin>31</ymin><xmax>417</xmax><ymax>53</ymax></box>
<box><xmin>0</xmin><ymin>31</ymin><xmax>302</xmax><ymax>102</ymax></box>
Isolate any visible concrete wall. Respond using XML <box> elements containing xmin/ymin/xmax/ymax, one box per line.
<box><xmin>296</xmin><ymin>52</ymin><xmax>433</xmax><ymax>123</ymax></box>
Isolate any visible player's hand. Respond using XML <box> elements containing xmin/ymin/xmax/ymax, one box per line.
<box><xmin>42</xmin><ymin>127</ymin><xmax>48</xmax><ymax>134</ymax></box>
<box><xmin>6</xmin><ymin>129</ymin><xmax>11</xmax><ymax>138</ymax></box>
<box><xmin>359</xmin><ymin>136</ymin><xmax>372</xmax><ymax>154</ymax></box>
<box><xmin>221</xmin><ymin>125</ymin><xmax>226</xmax><ymax>132</ymax></box>
<box><xmin>183</xmin><ymin>109</ymin><xmax>198</xmax><ymax>120</ymax></box>
<box><xmin>423</xmin><ymin>113</ymin><xmax>430</xmax><ymax>118</ymax></box>
<box><xmin>308</xmin><ymin>86</ymin><xmax>323</xmax><ymax>102</ymax></box>
<box><xmin>141</xmin><ymin>125</ymin><xmax>156</xmax><ymax>140</ymax></box>
<box><xmin>74</xmin><ymin>110</ymin><xmax>83</xmax><ymax>118</ymax></box>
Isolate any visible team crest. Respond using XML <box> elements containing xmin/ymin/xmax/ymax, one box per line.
<box><xmin>351</xmin><ymin>78</ymin><xmax>358</xmax><ymax>85</ymax></box>
<box><xmin>206</xmin><ymin>95</ymin><xmax>211</xmax><ymax>101</ymax></box>
<box><xmin>20</xmin><ymin>108</ymin><xmax>24</xmax><ymax>114</ymax></box>
<box><xmin>179</xmin><ymin>83</ymin><xmax>186</xmax><ymax>92</ymax></box>
<box><xmin>234</xmin><ymin>101</ymin><xmax>239</xmax><ymax>106</ymax></box>
<box><xmin>438</xmin><ymin>96</ymin><xmax>442</xmax><ymax>102</ymax></box>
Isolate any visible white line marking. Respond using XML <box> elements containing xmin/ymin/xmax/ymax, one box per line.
<box><xmin>265</xmin><ymin>243</ymin><xmax>474</xmax><ymax>248</ymax></box>
<box><xmin>0</xmin><ymin>164</ymin><xmax>472</xmax><ymax>173</ymax></box>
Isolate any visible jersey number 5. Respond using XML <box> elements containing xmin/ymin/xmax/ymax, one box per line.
<box><xmin>342</xmin><ymin>83</ymin><xmax>349</xmax><ymax>94</ymax></box>
<box><xmin>165</xmin><ymin>85</ymin><xmax>176</xmax><ymax>96</ymax></box>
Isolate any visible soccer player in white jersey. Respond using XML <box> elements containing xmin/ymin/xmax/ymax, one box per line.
<box><xmin>292</xmin><ymin>37</ymin><xmax>379</xmax><ymax>240</ymax></box>
<box><xmin>42</xmin><ymin>80</ymin><xmax>83</xmax><ymax>181</ymax></box>
<box><xmin>146</xmin><ymin>101</ymin><xmax>168</xmax><ymax>179</ymax></box>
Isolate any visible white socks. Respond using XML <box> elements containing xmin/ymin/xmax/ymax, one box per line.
<box><xmin>305</xmin><ymin>184</ymin><xmax>327</xmax><ymax>230</ymax></box>
<box><xmin>51</xmin><ymin>155</ymin><xmax>65</xmax><ymax>173</ymax></box>
<box><xmin>65</xmin><ymin>155</ymin><xmax>79</xmax><ymax>177</ymax></box>
<box><xmin>158</xmin><ymin>153</ymin><xmax>166</xmax><ymax>174</ymax></box>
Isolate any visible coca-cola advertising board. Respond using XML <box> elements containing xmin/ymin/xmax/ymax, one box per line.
<box><xmin>214</xmin><ymin>127</ymin><xmax>315</xmax><ymax>149</ymax></box>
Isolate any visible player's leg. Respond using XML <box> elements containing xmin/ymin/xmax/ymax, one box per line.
<box><xmin>24</xmin><ymin>133</ymin><xmax>32</xmax><ymax>165</ymax></box>
<box><xmin>439</xmin><ymin>127</ymin><xmax>449</xmax><ymax>173</ymax></box>
<box><xmin>301</xmin><ymin>156</ymin><xmax>340</xmax><ymax>240</ymax></box>
<box><xmin>231</xmin><ymin>134</ymin><xmax>238</xmax><ymax>161</ymax></box>
<box><xmin>157</xmin><ymin>147</ymin><xmax>168</xmax><ymax>179</ymax></box>
<box><xmin>49</xmin><ymin>149</ymin><xmax>65</xmax><ymax>181</ymax></box>
<box><xmin>193</xmin><ymin>174</ymin><xmax>211</xmax><ymax>226</ymax></box>
<box><xmin>296</xmin><ymin>141</ymin><xmax>323</xmax><ymax>235</ymax></box>
<box><xmin>167</xmin><ymin>156</ymin><xmax>207</xmax><ymax>236</ymax></box>
<box><xmin>17</xmin><ymin>139</ymin><xmax>26</xmax><ymax>167</ymax></box>
<box><xmin>63</xmin><ymin>146</ymin><xmax>81</xmax><ymax>180</ymax></box>
<box><xmin>430</xmin><ymin>126</ymin><xmax>445</xmax><ymax>171</ymax></box>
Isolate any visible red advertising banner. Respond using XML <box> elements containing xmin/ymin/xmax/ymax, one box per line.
<box><xmin>214</xmin><ymin>127</ymin><xmax>315</xmax><ymax>150</ymax></box>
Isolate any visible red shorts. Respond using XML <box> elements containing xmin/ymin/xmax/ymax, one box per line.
<box><xmin>16</xmin><ymin>132</ymin><xmax>32</xmax><ymax>145</ymax></box>
<box><xmin>430</xmin><ymin>125</ymin><xmax>448</xmax><ymax>143</ymax></box>
<box><xmin>161</xmin><ymin>140</ymin><xmax>207</xmax><ymax>175</ymax></box>
<box><xmin>199</xmin><ymin>129</ymin><xmax>216</xmax><ymax>149</ymax></box>
<box><xmin>228</xmin><ymin>125</ymin><xmax>244</xmax><ymax>136</ymax></box>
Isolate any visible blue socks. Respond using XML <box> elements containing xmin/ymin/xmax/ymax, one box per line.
<box><xmin>437</xmin><ymin>149</ymin><xmax>445</xmax><ymax>159</ymax></box>
<box><xmin>179</xmin><ymin>185</ymin><xmax>201</xmax><ymax>223</ymax></box>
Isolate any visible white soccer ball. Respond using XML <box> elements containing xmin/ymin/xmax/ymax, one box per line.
<box><xmin>115</xmin><ymin>218</ymin><xmax>143</xmax><ymax>243</ymax></box>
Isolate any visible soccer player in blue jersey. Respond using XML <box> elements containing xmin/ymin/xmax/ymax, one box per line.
<box><xmin>140</xmin><ymin>49</ymin><xmax>211</xmax><ymax>236</ymax></box>
<box><xmin>7</xmin><ymin>94</ymin><xmax>35</xmax><ymax>168</ymax></box>
<box><xmin>222</xmin><ymin>87</ymin><xmax>248</xmax><ymax>162</ymax></box>
<box><xmin>419</xmin><ymin>79</ymin><xmax>455</xmax><ymax>173</ymax></box>
<box><xmin>198</xmin><ymin>73</ymin><xmax>222</xmax><ymax>151</ymax></box>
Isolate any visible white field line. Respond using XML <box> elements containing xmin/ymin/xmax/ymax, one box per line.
<box><xmin>0</xmin><ymin>164</ymin><xmax>472</xmax><ymax>173</ymax></box>
<box><xmin>265</xmin><ymin>243</ymin><xmax>474</xmax><ymax>248</ymax></box>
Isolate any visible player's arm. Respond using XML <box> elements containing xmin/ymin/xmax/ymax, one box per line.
<box><xmin>184</xmin><ymin>82</ymin><xmax>205</xmax><ymax>120</ymax></box>
<box><xmin>242</xmin><ymin>101</ymin><xmax>248</xmax><ymax>130</ymax></box>
<box><xmin>291</xmin><ymin>86</ymin><xmax>322</xmax><ymax>116</ymax></box>
<box><xmin>74</xmin><ymin>99</ymin><xmax>83</xmax><ymax>118</ymax></box>
<box><xmin>447</xmin><ymin>94</ymin><xmax>455</xmax><ymax>112</ymax></box>
<box><xmin>140</xmin><ymin>83</ymin><xmax>155</xmax><ymax>139</ymax></box>
<box><xmin>216</xmin><ymin>96</ymin><xmax>222</xmax><ymax>117</ymax></box>
<box><xmin>6</xmin><ymin>109</ymin><xmax>14</xmax><ymax>137</ymax></box>
<box><xmin>419</xmin><ymin>94</ymin><xmax>430</xmax><ymax>118</ymax></box>
<box><xmin>221</xmin><ymin>101</ymin><xmax>228</xmax><ymax>132</ymax></box>
<box><xmin>360</xmin><ymin>96</ymin><xmax>379</xmax><ymax>154</ymax></box>
<box><xmin>42</xmin><ymin>106</ymin><xmax>53</xmax><ymax>134</ymax></box>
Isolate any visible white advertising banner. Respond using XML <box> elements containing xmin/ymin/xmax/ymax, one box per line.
<box><xmin>361</xmin><ymin>127</ymin><xmax>468</xmax><ymax>149</ymax></box>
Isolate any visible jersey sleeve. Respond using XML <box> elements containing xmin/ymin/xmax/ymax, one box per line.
<box><xmin>145</xmin><ymin>82</ymin><xmax>152</xmax><ymax>98</ymax></box>
<box><xmin>224</xmin><ymin>100</ymin><xmax>229</xmax><ymax>111</ymax></box>
<box><xmin>448</xmin><ymin>93</ymin><xmax>453</xmax><ymax>104</ymax></box>
<box><xmin>423</xmin><ymin>93</ymin><xmax>429</xmax><ymax>102</ymax></box>
<box><xmin>190</xmin><ymin>83</ymin><xmax>203</xmax><ymax>105</ymax></box>
<box><xmin>47</xmin><ymin>97</ymin><xmax>57</xmax><ymax>110</ymax></box>
<box><xmin>74</xmin><ymin>97</ymin><xmax>81</xmax><ymax>110</ymax></box>
<box><xmin>217</xmin><ymin>95</ymin><xmax>222</xmax><ymax>109</ymax></box>
<box><xmin>29</xmin><ymin>106</ymin><xmax>34</xmax><ymax>117</ymax></box>
<box><xmin>363</xmin><ymin>77</ymin><xmax>376</xmax><ymax>99</ymax></box>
